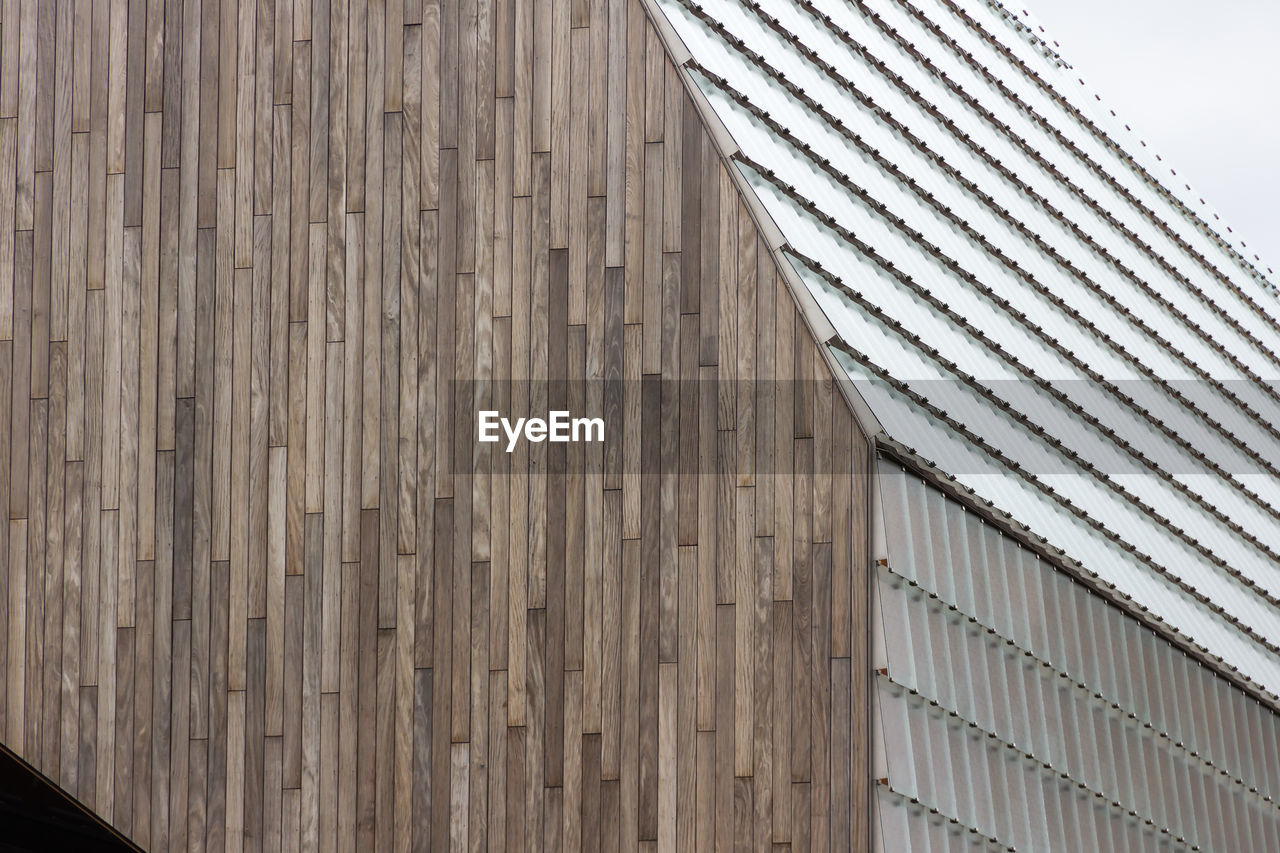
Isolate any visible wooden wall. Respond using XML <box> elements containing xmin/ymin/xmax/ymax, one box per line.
<box><xmin>0</xmin><ymin>0</ymin><xmax>869</xmax><ymax>849</ymax></box>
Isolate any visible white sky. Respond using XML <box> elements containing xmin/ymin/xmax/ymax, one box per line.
<box><xmin>1015</xmin><ymin>0</ymin><xmax>1280</xmax><ymax>278</ymax></box>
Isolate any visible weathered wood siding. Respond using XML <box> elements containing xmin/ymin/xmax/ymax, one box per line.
<box><xmin>0</xmin><ymin>0</ymin><xmax>869</xmax><ymax>849</ymax></box>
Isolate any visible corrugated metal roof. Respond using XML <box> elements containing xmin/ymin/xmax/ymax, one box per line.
<box><xmin>651</xmin><ymin>0</ymin><xmax>1280</xmax><ymax>699</ymax></box>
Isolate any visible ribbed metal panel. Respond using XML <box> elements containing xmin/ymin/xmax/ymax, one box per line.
<box><xmin>879</xmin><ymin>573</ymin><xmax>1280</xmax><ymax>847</ymax></box>
<box><xmin>875</xmin><ymin>783</ymin><xmax>1015</xmax><ymax>852</ymax></box>
<box><xmin>874</xmin><ymin>461</ymin><xmax>1280</xmax><ymax>850</ymax></box>
<box><xmin>877</xmin><ymin>677</ymin><xmax>1214</xmax><ymax>851</ymax></box>
<box><xmin>881</xmin><ymin>461</ymin><xmax>1280</xmax><ymax>791</ymax></box>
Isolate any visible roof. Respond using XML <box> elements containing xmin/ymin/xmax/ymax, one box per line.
<box><xmin>649</xmin><ymin>0</ymin><xmax>1280</xmax><ymax>697</ymax></box>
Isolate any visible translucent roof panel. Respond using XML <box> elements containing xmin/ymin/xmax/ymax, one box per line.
<box><xmin>653</xmin><ymin>0</ymin><xmax>1280</xmax><ymax>696</ymax></box>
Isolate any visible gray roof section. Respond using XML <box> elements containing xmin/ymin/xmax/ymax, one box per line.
<box><xmin>650</xmin><ymin>0</ymin><xmax>1280</xmax><ymax>696</ymax></box>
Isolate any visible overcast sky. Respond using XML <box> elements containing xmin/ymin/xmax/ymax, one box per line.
<box><xmin>1017</xmin><ymin>0</ymin><xmax>1280</xmax><ymax>278</ymax></box>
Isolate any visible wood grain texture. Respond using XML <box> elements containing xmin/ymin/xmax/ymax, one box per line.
<box><xmin>0</xmin><ymin>0</ymin><xmax>872</xmax><ymax>849</ymax></box>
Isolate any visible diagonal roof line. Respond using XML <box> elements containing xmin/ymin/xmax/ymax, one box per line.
<box><xmin>643</xmin><ymin>0</ymin><xmax>1280</xmax><ymax>708</ymax></box>
<box><xmin>876</xmin><ymin>437</ymin><xmax>1280</xmax><ymax>713</ymax></box>
<box><xmin>679</xmin><ymin>0</ymin><xmax>1280</xmax><ymax>430</ymax></box>
<box><xmin>746</xmin><ymin>0</ymin><xmax>1280</xmax><ymax>366</ymax></box>
<box><xmin>776</xmin><ymin>230</ymin><xmax>1280</xmax><ymax>607</ymax></box>
<box><xmin>829</xmin><ymin>331</ymin><xmax>1280</xmax><ymax>667</ymax></box>
<box><xmin>701</xmin><ymin>60</ymin><xmax>1280</xmax><ymax>519</ymax></box>
<box><xmin>963</xmin><ymin>0</ymin><xmax>1279</xmax><ymax>288</ymax></box>
<box><xmin>638</xmin><ymin>0</ymin><xmax>890</xmax><ymax>442</ymax></box>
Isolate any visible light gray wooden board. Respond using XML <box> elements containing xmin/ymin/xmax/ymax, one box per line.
<box><xmin>0</xmin><ymin>0</ymin><xmax>873</xmax><ymax>848</ymax></box>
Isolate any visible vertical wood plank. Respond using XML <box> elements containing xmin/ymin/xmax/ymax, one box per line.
<box><xmin>0</xmin><ymin>5</ymin><xmax>875</xmax><ymax>849</ymax></box>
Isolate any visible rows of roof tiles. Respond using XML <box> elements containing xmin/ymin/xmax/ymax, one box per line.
<box><xmin>651</xmin><ymin>0</ymin><xmax>1280</xmax><ymax>697</ymax></box>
